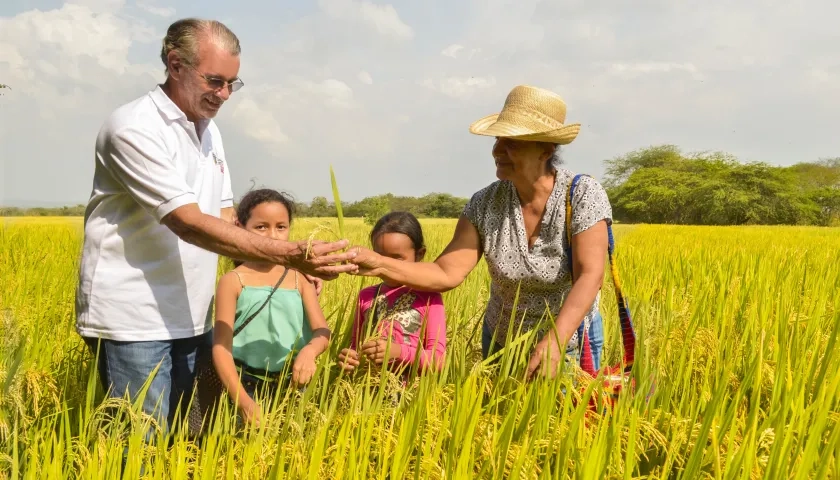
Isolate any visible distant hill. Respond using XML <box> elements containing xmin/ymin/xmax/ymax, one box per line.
<box><xmin>1</xmin><ymin>204</ymin><xmax>87</xmax><ymax>216</ymax></box>
<box><xmin>1</xmin><ymin>198</ymin><xmax>84</xmax><ymax>209</ymax></box>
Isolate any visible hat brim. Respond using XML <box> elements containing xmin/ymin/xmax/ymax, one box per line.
<box><xmin>469</xmin><ymin>113</ymin><xmax>581</xmax><ymax>145</ymax></box>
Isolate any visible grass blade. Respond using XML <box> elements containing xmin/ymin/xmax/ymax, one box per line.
<box><xmin>329</xmin><ymin>164</ymin><xmax>346</xmax><ymax>240</ymax></box>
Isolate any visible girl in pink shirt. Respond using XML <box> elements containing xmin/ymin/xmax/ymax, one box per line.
<box><xmin>337</xmin><ymin>212</ymin><xmax>447</xmax><ymax>377</ymax></box>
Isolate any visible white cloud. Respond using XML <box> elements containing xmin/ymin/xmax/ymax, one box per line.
<box><xmin>460</xmin><ymin>0</ymin><xmax>545</xmax><ymax>54</ymax></box>
<box><xmin>357</xmin><ymin>70</ymin><xmax>373</xmax><ymax>85</ymax></box>
<box><xmin>0</xmin><ymin>2</ymin><xmax>161</xmax><ymax>206</ymax></box>
<box><xmin>1</xmin><ymin>4</ymin><xmax>133</xmax><ymax>76</ymax></box>
<box><xmin>0</xmin><ymin>3</ymin><xmax>159</xmax><ymax>100</ymax></box>
<box><xmin>231</xmin><ymin>97</ymin><xmax>289</xmax><ymax>148</ymax></box>
<box><xmin>137</xmin><ymin>2</ymin><xmax>175</xmax><ymax>17</ymax></box>
<box><xmin>605</xmin><ymin>62</ymin><xmax>702</xmax><ymax>79</ymax></box>
<box><xmin>318</xmin><ymin>0</ymin><xmax>413</xmax><ymax>40</ymax></box>
<box><xmin>441</xmin><ymin>44</ymin><xmax>464</xmax><ymax>58</ymax></box>
<box><xmin>65</xmin><ymin>0</ymin><xmax>126</xmax><ymax>12</ymax></box>
<box><xmin>297</xmin><ymin>78</ymin><xmax>355</xmax><ymax>109</ymax></box>
<box><xmin>0</xmin><ymin>43</ymin><xmax>24</xmax><ymax>71</ymax></box>
<box><xmin>3</xmin><ymin>0</ymin><xmax>840</xmax><ymax>207</ymax></box>
<box><xmin>808</xmin><ymin>68</ymin><xmax>838</xmax><ymax>84</ymax></box>
<box><xmin>420</xmin><ymin>76</ymin><xmax>497</xmax><ymax>100</ymax></box>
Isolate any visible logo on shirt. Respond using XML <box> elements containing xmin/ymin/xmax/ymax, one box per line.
<box><xmin>212</xmin><ymin>151</ymin><xmax>224</xmax><ymax>174</ymax></box>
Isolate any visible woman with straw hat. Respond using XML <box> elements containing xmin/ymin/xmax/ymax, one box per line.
<box><xmin>348</xmin><ymin>85</ymin><xmax>612</xmax><ymax>380</ymax></box>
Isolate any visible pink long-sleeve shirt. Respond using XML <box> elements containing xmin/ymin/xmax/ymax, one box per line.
<box><xmin>350</xmin><ymin>283</ymin><xmax>447</xmax><ymax>373</ymax></box>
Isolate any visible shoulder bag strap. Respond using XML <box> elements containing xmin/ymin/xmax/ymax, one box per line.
<box><xmin>232</xmin><ymin>267</ymin><xmax>290</xmax><ymax>337</ymax></box>
<box><xmin>565</xmin><ymin>174</ymin><xmax>637</xmax><ymax>375</ymax></box>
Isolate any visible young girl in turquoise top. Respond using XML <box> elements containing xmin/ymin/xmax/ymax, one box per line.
<box><xmin>212</xmin><ymin>189</ymin><xmax>331</xmax><ymax>427</ymax></box>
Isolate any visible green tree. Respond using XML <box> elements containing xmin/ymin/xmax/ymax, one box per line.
<box><xmin>363</xmin><ymin>197</ymin><xmax>390</xmax><ymax>226</ymax></box>
<box><xmin>308</xmin><ymin>196</ymin><xmax>331</xmax><ymax>217</ymax></box>
<box><xmin>809</xmin><ymin>187</ymin><xmax>840</xmax><ymax>226</ymax></box>
<box><xmin>421</xmin><ymin>193</ymin><xmax>468</xmax><ymax>218</ymax></box>
<box><xmin>603</xmin><ymin>144</ymin><xmax>684</xmax><ymax>189</ymax></box>
<box><xmin>606</xmin><ymin>145</ymin><xmax>831</xmax><ymax>226</ymax></box>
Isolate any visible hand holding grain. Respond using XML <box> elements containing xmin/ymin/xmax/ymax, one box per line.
<box><xmin>292</xmin><ymin>347</ymin><xmax>318</xmax><ymax>386</ymax></box>
<box><xmin>240</xmin><ymin>398</ymin><xmax>263</xmax><ymax>427</ymax></box>
<box><xmin>526</xmin><ymin>334</ymin><xmax>564</xmax><ymax>380</ymax></box>
<box><xmin>337</xmin><ymin>348</ymin><xmax>360</xmax><ymax>371</ymax></box>
<box><xmin>288</xmin><ymin>239</ymin><xmax>359</xmax><ymax>280</ymax></box>
<box><xmin>361</xmin><ymin>338</ymin><xmax>400</xmax><ymax>365</ymax></box>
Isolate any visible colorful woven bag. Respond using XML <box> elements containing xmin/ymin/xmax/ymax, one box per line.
<box><xmin>564</xmin><ymin>173</ymin><xmax>637</xmax><ymax>411</ymax></box>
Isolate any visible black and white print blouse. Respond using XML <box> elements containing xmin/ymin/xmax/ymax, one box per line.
<box><xmin>463</xmin><ymin>168</ymin><xmax>613</xmax><ymax>350</ymax></box>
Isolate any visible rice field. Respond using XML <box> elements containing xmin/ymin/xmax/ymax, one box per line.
<box><xmin>1</xmin><ymin>216</ymin><xmax>838</xmax><ymax>479</ymax></box>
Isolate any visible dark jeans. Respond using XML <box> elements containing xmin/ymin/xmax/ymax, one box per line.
<box><xmin>83</xmin><ymin>330</ymin><xmax>213</xmax><ymax>438</ymax></box>
<box><xmin>481</xmin><ymin>312</ymin><xmax>604</xmax><ymax>371</ymax></box>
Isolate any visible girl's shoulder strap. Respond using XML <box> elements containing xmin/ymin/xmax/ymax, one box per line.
<box><xmin>232</xmin><ymin>270</ymin><xmax>245</xmax><ymax>287</ymax></box>
<box><xmin>233</xmin><ymin>267</ymin><xmax>289</xmax><ymax>337</ymax></box>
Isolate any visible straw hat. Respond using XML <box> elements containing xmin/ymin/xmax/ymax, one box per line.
<box><xmin>469</xmin><ymin>85</ymin><xmax>580</xmax><ymax>144</ymax></box>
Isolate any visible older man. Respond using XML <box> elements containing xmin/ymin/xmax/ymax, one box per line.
<box><xmin>75</xmin><ymin>18</ymin><xmax>357</xmax><ymax>433</ymax></box>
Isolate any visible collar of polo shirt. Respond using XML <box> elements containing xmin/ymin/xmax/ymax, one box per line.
<box><xmin>150</xmin><ymin>85</ymin><xmax>212</xmax><ymax>137</ymax></box>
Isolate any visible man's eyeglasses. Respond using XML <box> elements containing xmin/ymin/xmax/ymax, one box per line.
<box><xmin>186</xmin><ymin>64</ymin><xmax>244</xmax><ymax>93</ymax></box>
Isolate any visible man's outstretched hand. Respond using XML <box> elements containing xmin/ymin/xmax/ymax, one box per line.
<box><xmin>286</xmin><ymin>239</ymin><xmax>359</xmax><ymax>281</ymax></box>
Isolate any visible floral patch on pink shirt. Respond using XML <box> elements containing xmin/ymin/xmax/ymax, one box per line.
<box><xmin>350</xmin><ymin>283</ymin><xmax>447</xmax><ymax>372</ymax></box>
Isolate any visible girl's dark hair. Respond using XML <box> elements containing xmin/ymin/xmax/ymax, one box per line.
<box><xmin>370</xmin><ymin>211</ymin><xmax>425</xmax><ymax>251</ymax></box>
<box><xmin>230</xmin><ymin>188</ymin><xmax>295</xmax><ymax>268</ymax></box>
<box><xmin>235</xmin><ymin>188</ymin><xmax>296</xmax><ymax>226</ymax></box>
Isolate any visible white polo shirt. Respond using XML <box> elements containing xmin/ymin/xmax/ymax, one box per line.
<box><xmin>75</xmin><ymin>84</ymin><xmax>234</xmax><ymax>341</ymax></box>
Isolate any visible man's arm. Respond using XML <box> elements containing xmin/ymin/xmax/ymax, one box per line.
<box><xmin>217</xmin><ymin>206</ymin><xmax>323</xmax><ymax>292</ymax></box>
<box><xmin>99</xmin><ymin>126</ymin><xmax>356</xmax><ymax>279</ymax></box>
<box><xmin>221</xmin><ymin>206</ymin><xmax>235</xmax><ymax>224</ymax></box>
<box><xmin>162</xmin><ymin>203</ymin><xmax>356</xmax><ymax>278</ymax></box>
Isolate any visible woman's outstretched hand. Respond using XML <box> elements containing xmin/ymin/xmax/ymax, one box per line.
<box><xmin>287</xmin><ymin>239</ymin><xmax>359</xmax><ymax>280</ymax></box>
<box><xmin>347</xmin><ymin>246</ymin><xmax>384</xmax><ymax>277</ymax></box>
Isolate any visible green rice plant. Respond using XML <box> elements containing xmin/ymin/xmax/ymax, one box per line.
<box><xmin>1</xmin><ymin>218</ymin><xmax>839</xmax><ymax>479</ymax></box>
<box><xmin>329</xmin><ymin>165</ymin><xmax>346</xmax><ymax>241</ymax></box>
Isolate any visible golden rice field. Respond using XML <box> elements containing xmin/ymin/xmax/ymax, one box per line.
<box><xmin>1</xmin><ymin>216</ymin><xmax>839</xmax><ymax>479</ymax></box>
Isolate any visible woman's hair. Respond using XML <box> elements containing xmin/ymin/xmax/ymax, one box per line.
<box><xmin>235</xmin><ymin>188</ymin><xmax>296</xmax><ymax>226</ymax></box>
<box><xmin>370</xmin><ymin>211</ymin><xmax>425</xmax><ymax>252</ymax></box>
<box><xmin>548</xmin><ymin>144</ymin><xmax>564</xmax><ymax>169</ymax></box>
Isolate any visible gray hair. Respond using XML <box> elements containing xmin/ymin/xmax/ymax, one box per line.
<box><xmin>549</xmin><ymin>144</ymin><xmax>564</xmax><ymax>169</ymax></box>
<box><xmin>160</xmin><ymin>18</ymin><xmax>241</xmax><ymax>75</ymax></box>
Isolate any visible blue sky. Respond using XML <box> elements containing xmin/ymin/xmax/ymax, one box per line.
<box><xmin>2</xmin><ymin>0</ymin><xmax>839</xmax><ymax>207</ymax></box>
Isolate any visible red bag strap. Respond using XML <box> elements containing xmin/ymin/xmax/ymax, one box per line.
<box><xmin>564</xmin><ymin>174</ymin><xmax>636</xmax><ymax>376</ymax></box>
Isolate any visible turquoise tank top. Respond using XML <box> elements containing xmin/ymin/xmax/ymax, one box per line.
<box><xmin>231</xmin><ymin>271</ymin><xmax>312</xmax><ymax>375</ymax></box>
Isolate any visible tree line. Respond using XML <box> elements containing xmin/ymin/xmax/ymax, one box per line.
<box><xmin>2</xmin><ymin>205</ymin><xmax>88</xmax><ymax>217</ymax></box>
<box><xmin>0</xmin><ymin>193</ymin><xmax>469</xmax><ymax>225</ymax></box>
<box><xmin>295</xmin><ymin>193</ymin><xmax>468</xmax><ymax>225</ymax></box>
<box><xmin>603</xmin><ymin>145</ymin><xmax>840</xmax><ymax>226</ymax></box>
<box><xmin>2</xmin><ymin>145</ymin><xmax>839</xmax><ymax>226</ymax></box>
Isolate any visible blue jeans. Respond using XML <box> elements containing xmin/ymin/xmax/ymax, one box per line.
<box><xmin>83</xmin><ymin>330</ymin><xmax>213</xmax><ymax>438</ymax></box>
<box><xmin>481</xmin><ymin>312</ymin><xmax>604</xmax><ymax>371</ymax></box>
